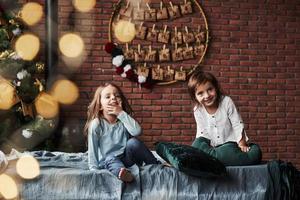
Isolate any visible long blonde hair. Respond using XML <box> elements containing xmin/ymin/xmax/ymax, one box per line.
<box><xmin>83</xmin><ymin>83</ymin><xmax>133</xmax><ymax>137</ymax></box>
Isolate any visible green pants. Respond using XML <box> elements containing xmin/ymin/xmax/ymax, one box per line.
<box><xmin>192</xmin><ymin>137</ymin><xmax>262</xmax><ymax>166</ymax></box>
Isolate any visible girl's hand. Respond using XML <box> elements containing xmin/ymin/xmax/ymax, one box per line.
<box><xmin>239</xmin><ymin>144</ymin><xmax>250</xmax><ymax>152</ymax></box>
<box><xmin>238</xmin><ymin>131</ymin><xmax>249</xmax><ymax>152</ymax></box>
<box><xmin>107</xmin><ymin>104</ymin><xmax>123</xmax><ymax>116</ymax></box>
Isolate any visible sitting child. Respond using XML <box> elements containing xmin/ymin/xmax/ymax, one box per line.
<box><xmin>84</xmin><ymin>83</ymin><xmax>159</xmax><ymax>182</ymax></box>
<box><xmin>187</xmin><ymin>70</ymin><xmax>262</xmax><ymax>166</ymax></box>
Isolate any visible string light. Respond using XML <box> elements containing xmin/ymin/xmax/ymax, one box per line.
<box><xmin>20</xmin><ymin>2</ymin><xmax>43</xmax><ymax>26</ymax></box>
<box><xmin>51</xmin><ymin>79</ymin><xmax>79</xmax><ymax>105</ymax></box>
<box><xmin>15</xmin><ymin>34</ymin><xmax>40</xmax><ymax>61</ymax></box>
<box><xmin>59</xmin><ymin>33</ymin><xmax>84</xmax><ymax>58</ymax></box>
<box><xmin>114</xmin><ymin>20</ymin><xmax>136</xmax><ymax>43</ymax></box>
<box><xmin>0</xmin><ymin>80</ymin><xmax>16</xmax><ymax>110</ymax></box>
<box><xmin>0</xmin><ymin>174</ymin><xmax>18</xmax><ymax>199</ymax></box>
<box><xmin>72</xmin><ymin>0</ymin><xmax>96</xmax><ymax>12</ymax></box>
<box><xmin>16</xmin><ymin>155</ymin><xmax>40</xmax><ymax>179</ymax></box>
<box><xmin>35</xmin><ymin>92</ymin><xmax>59</xmax><ymax>119</ymax></box>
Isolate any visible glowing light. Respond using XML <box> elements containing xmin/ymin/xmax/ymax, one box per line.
<box><xmin>51</xmin><ymin>79</ymin><xmax>79</xmax><ymax>105</ymax></box>
<box><xmin>59</xmin><ymin>33</ymin><xmax>84</xmax><ymax>58</ymax></box>
<box><xmin>62</xmin><ymin>53</ymin><xmax>86</xmax><ymax>70</ymax></box>
<box><xmin>21</xmin><ymin>2</ymin><xmax>43</xmax><ymax>26</ymax></box>
<box><xmin>35</xmin><ymin>92</ymin><xmax>59</xmax><ymax>119</ymax></box>
<box><xmin>16</xmin><ymin>155</ymin><xmax>40</xmax><ymax>179</ymax></box>
<box><xmin>73</xmin><ymin>0</ymin><xmax>96</xmax><ymax>12</ymax></box>
<box><xmin>114</xmin><ymin>20</ymin><xmax>136</xmax><ymax>43</ymax></box>
<box><xmin>0</xmin><ymin>80</ymin><xmax>16</xmax><ymax>110</ymax></box>
<box><xmin>15</xmin><ymin>34</ymin><xmax>40</xmax><ymax>61</ymax></box>
<box><xmin>0</xmin><ymin>174</ymin><xmax>18</xmax><ymax>199</ymax></box>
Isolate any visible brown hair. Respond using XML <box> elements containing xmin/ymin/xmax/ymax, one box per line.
<box><xmin>187</xmin><ymin>70</ymin><xmax>223</xmax><ymax>107</ymax></box>
<box><xmin>83</xmin><ymin>83</ymin><xmax>133</xmax><ymax>137</ymax></box>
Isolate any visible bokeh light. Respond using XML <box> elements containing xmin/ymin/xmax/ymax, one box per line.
<box><xmin>20</xmin><ymin>2</ymin><xmax>43</xmax><ymax>26</ymax></box>
<box><xmin>35</xmin><ymin>92</ymin><xmax>59</xmax><ymax>119</ymax></box>
<box><xmin>16</xmin><ymin>155</ymin><xmax>40</xmax><ymax>179</ymax></box>
<box><xmin>0</xmin><ymin>174</ymin><xmax>18</xmax><ymax>199</ymax></box>
<box><xmin>62</xmin><ymin>53</ymin><xmax>86</xmax><ymax>70</ymax></box>
<box><xmin>51</xmin><ymin>79</ymin><xmax>79</xmax><ymax>105</ymax></box>
<box><xmin>114</xmin><ymin>20</ymin><xmax>136</xmax><ymax>43</ymax></box>
<box><xmin>59</xmin><ymin>33</ymin><xmax>84</xmax><ymax>58</ymax></box>
<box><xmin>15</xmin><ymin>34</ymin><xmax>40</xmax><ymax>61</ymax></box>
<box><xmin>72</xmin><ymin>0</ymin><xmax>96</xmax><ymax>12</ymax></box>
<box><xmin>0</xmin><ymin>80</ymin><xmax>16</xmax><ymax>110</ymax></box>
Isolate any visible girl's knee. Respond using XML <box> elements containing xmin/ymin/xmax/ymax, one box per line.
<box><xmin>248</xmin><ymin>143</ymin><xmax>262</xmax><ymax>161</ymax></box>
<box><xmin>192</xmin><ymin>137</ymin><xmax>210</xmax><ymax>148</ymax></box>
<box><xmin>126</xmin><ymin>137</ymin><xmax>143</xmax><ymax>150</ymax></box>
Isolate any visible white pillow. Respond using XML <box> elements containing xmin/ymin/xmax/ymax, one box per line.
<box><xmin>0</xmin><ymin>150</ymin><xmax>8</xmax><ymax>174</ymax></box>
<box><xmin>151</xmin><ymin>150</ymin><xmax>167</xmax><ymax>163</ymax></box>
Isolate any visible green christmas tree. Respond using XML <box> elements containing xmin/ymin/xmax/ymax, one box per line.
<box><xmin>0</xmin><ymin>1</ymin><xmax>57</xmax><ymax>153</ymax></box>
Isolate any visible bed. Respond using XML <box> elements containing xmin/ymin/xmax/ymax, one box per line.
<box><xmin>2</xmin><ymin>150</ymin><xmax>297</xmax><ymax>200</ymax></box>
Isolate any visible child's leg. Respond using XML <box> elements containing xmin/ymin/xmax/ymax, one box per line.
<box><xmin>245</xmin><ymin>143</ymin><xmax>262</xmax><ymax>165</ymax></box>
<box><xmin>192</xmin><ymin>137</ymin><xmax>262</xmax><ymax>166</ymax></box>
<box><xmin>103</xmin><ymin>155</ymin><xmax>134</xmax><ymax>182</ymax></box>
<box><xmin>215</xmin><ymin>142</ymin><xmax>262</xmax><ymax>166</ymax></box>
<box><xmin>122</xmin><ymin>137</ymin><xmax>160</xmax><ymax>167</ymax></box>
<box><xmin>192</xmin><ymin>137</ymin><xmax>218</xmax><ymax>157</ymax></box>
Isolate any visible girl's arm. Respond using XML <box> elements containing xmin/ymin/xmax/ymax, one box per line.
<box><xmin>238</xmin><ymin>130</ymin><xmax>250</xmax><ymax>152</ymax></box>
<box><xmin>226</xmin><ymin>97</ymin><xmax>249</xmax><ymax>151</ymax></box>
<box><xmin>194</xmin><ymin>108</ymin><xmax>210</xmax><ymax>139</ymax></box>
<box><xmin>117</xmin><ymin>111</ymin><xmax>142</xmax><ymax>136</ymax></box>
<box><xmin>88</xmin><ymin>119</ymin><xmax>100</xmax><ymax>170</ymax></box>
<box><xmin>107</xmin><ymin>104</ymin><xmax>141</xmax><ymax>136</ymax></box>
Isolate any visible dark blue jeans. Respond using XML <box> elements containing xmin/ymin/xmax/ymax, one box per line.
<box><xmin>103</xmin><ymin>138</ymin><xmax>159</xmax><ymax>177</ymax></box>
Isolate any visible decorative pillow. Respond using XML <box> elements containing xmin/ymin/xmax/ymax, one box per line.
<box><xmin>155</xmin><ymin>142</ymin><xmax>226</xmax><ymax>178</ymax></box>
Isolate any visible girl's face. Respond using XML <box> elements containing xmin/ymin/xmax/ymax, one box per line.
<box><xmin>100</xmin><ymin>85</ymin><xmax>122</xmax><ymax>112</ymax></box>
<box><xmin>195</xmin><ymin>81</ymin><xmax>217</xmax><ymax>108</ymax></box>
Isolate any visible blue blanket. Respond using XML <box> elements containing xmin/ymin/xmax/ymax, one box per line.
<box><xmin>4</xmin><ymin>151</ymin><xmax>294</xmax><ymax>200</ymax></box>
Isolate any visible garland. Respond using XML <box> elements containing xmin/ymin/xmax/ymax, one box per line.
<box><xmin>105</xmin><ymin>42</ymin><xmax>155</xmax><ymax>89</ymax></box>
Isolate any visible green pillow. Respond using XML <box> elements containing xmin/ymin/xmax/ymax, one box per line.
<box><xmin>155</xmin><ymin>142</ymin><xmax>226</xmax><ymax>178</ymax></box>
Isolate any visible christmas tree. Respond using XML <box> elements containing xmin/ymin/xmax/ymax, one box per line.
<box><xmin>0</xmin><ymin>1</ymin><xmax>57</xmax><ymax>153</ymax></box>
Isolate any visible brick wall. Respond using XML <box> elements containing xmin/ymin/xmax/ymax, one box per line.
<box><xmin>27</xmin><ymin>0</ymin><xmax>300</xmax><ymax>169</ymax></box>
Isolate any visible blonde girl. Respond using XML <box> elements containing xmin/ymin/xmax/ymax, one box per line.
<box><xmin>84</xmin><ymin>83</ymin><xmax>159</xmax><ymax>182</ymax></box>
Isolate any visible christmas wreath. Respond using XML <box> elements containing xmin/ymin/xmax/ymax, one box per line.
<box><xmin>106</xmin><ymin>0</ymin><xmax>210</xmax><ymax>89</ymax></box>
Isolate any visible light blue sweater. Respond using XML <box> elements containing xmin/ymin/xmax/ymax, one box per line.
<box><xmin>88</xmin><ymin>111</ymin><xmax>141</xmax><ymax>170</ymax></box>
